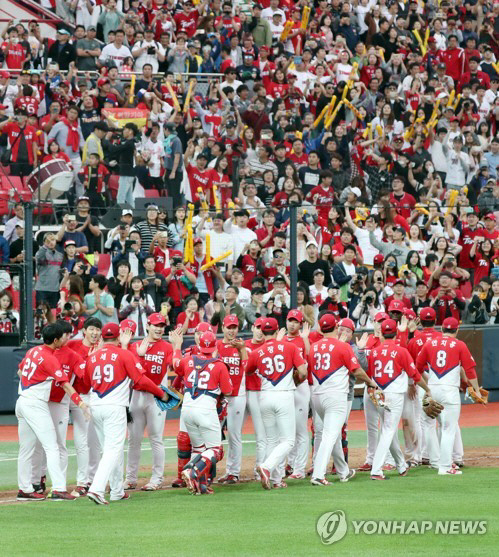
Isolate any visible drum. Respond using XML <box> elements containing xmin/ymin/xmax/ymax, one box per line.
<box><xmin>27</xmin><ymin>159</ymin><xmax>74</xmax><ymax>200</ymax></box>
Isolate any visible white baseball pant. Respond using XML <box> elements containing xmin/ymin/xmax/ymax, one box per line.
<box><xmin>225</xmin><ymin>394</ymin><xmax>247</xmax><ymax>477</ymax></box>
<box><xmin>331</xmin><ymin>399</ymin><xmax>353</xmax><ymax>466</ymax></box>
<box><xmin>259</xmin><ymin>390</ymin><xmax>296</xmax><ymax>484</ymax></box>
<box><xmin>287</xmin><ymin>382</ymin><xmax>310</xmax><ymax>476</ymax></box>
<box><xmin>311</xmin><ymin>392</ymin><xmax>350</xmax><ymax>480</ymax></box>
<box><xmin>402</xmin><ymin>389</ymin><xmax>421</xmax><ymax>462</ymax></box>
<box><xmin>31</xmin><ymin>401</ymin><xmax>70</xmax><ymax>483</ymax></box>
<box><xmin>71</xmin><ymin>397</ymin><xmax>101</xmax><ymax>486</ymax></box>
<box><xmin>453</xmin><ymin>426</ymin><xmax>464</xmax><ymax>463</ymax></box>
<box><xmin>427</xmin><ymin>386</ymin><xmax>461</xmax><ymax>474</ymax></box>
<box><xmin>125</xmin><ymin>391</ymin><xmax>166</xmax><ymax>486</ymax></box>
<box><xmin>246</xmin><ymin>390</ymin><xmax>267</xmax><ymax>472</ymax></box>
<box><xmin>371</xmin><ymin>392</ymin><xmax>407</xmax><ymax>477</ymax></box>
<box><xmin>89</xmin><ymin>405</ymin><xmax>127</xmax><ymax>500</ymax></box>
<box><xmin>16</xmin><ymin>397</ymin><xmax>67</xmax><ymax>493</ymax></box>
<box><xmin>182</xmin><ymin>405</ymin><xmax>222</xmax><ymax>451</ymax></box>
<box><xmin>362</xmin><ymin>387</ymin><xmax>396</xmax><ymax>467</ymax></box>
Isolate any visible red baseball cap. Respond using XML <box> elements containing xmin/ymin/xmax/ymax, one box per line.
<box><xmin>0</xmin><ymin>71</ymin><xmax>11</xmax><ymax>79</ymax></box>
<box><xmin>338</xmin><ymin>318</ymin><xmax>355</xmax><ymax>331</ymax></box>
<box><xmin>404</xmin><ymin>308</ymin><xmax>417</xmax><ymax>320</ymax></box>
<box><xmin>388</xmin><ymin>300</ymin><xmax>404</xmax><ymax>313</ymax></box>
<box><xmin>287</xmin><ymin>309</ymin><xmax>304</xmax><ymax>323</ymax></box>
<box><xmin>374</xmin><ymin>311</ymin><xmax>389</xmax><ymax>323</ymax></box>
<box><xmin>374</xmin><ymin>254</ymin><xmax>385</xmax><ymax>264</ymax></box>
<box><xmin>148</xmin><ymin>313</ymin><xmax>166</xmax><ymax>326</ymax></box>
<box><xmin>420</xmin><ymin>307</ymin><xmax>436</xmax><ymax>321</ymax></box>
<box><xmin>102</xmin><ymin>323</ymin><xmax>120</xmax><ymax>339</ymax></box>
<box><xmin>199</xmin><ymin>331</ymin><xmax>217</xmax><ymax>354</ymax></box>
<box><xmin>484</xmin><ymin>213</ymin><xmax>496</xmax><ymax>221</ymax></box>
<box><xmin>393</xmin><ymin>279</ymin><xmax>405</xmax><ymax>286</ymax></box>
<box><xmin>254</xmin><ymin>317</ymin><xmax>265</xmax><ymax>328</ymax></box>
<box><xmin>193</xmin><ymin>237</ymin><xmax>203</xmax><ymax>245</ymax></box>
<box><xmin>119</xmin><ymin>319</ymin><xmax>137</xmax><ymax>334</ymax></box>
<box><xmin>381</xmin><ymin>319</ymin><xmax>397</xmax><ymax>335</ymax></box>
<box><xmin>261</xmin><ymin>317</ymin><xmax>279</xmax><ymax>332</ymax></box>
<box><xmin>0</xmin><ymin>104</ymin><xmax>8</xmax><ymax>110</ymax></box>
<box><xmin>223</xmin><ymin>315</ymin><xmax>239</xmax><ymax>328</ymax></box>
<box><xmin>97</xmin><ymin>77</ymin><xmax>110</xmax><ymax>87</ymax></box>
<box><xmin>442</xmin><ymin>317</ymin><xmax>459</xmax><ymax>331</ymax></box>
<box><xmin>196</xmin><ymin>322</ymin><xmax>213</xmax><ymax>333</ymax></box>
<box><xmin>319</xmin><ymin>313</ymin><xmax>336</xmax><ymax>332</ymax></box>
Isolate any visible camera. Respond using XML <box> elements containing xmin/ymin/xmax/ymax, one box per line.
<box><xmin>172</xmin><ymin>255</ymin><xmax>182</xmax><ymax>266</ymax></box>
<box><xmin>365</xmin><ymin>295</ymin><xmax>374</xmax><ymax>304</ymax></box>
<box><xmin>125</xmin><ymin>240</ymin><xmax>136</xmax><ymax>252</ymax></box>
<box><xmin>147</xmin><ymin>46</ymin><xmax>156</xmax><ymax>55</ymax></box>
<box><xmin>63</xmin><ymin>302</ymin><xmax>73</xmax><ymax>312</ymax></box>
<box><xmin>35</xmin><ymin>308</ymin><xmax>44</xmax><ymax>316</ymax></box>
<box><xmin>134</xmin><ymin>296</ymin><xmax>140</xmax><ymax>302</ymax></box>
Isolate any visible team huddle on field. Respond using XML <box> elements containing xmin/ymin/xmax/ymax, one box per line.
<box><xmin>14</xmin><ymin>305</ymin><xmax>485</xmax><ymax>503</ymax></box>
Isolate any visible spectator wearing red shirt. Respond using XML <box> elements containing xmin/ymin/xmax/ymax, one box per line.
<box><xmin>331</xmin><ymin>227</ymin><xmax>363</xmax><ymax>264</ymax></box>
<box><xmin>255</xmin><ymin>209</ymin><xmax>279</xmax><ymax>249</ymax></box>
<box><xmin>482</xmin><ymin>214</ymin><xmax>499</xmax><ymax>242</ymax></box>
<box><xmin>469</xmin><ymin>237</ymin><xmax>494</xmax><ymax>286</ymax></box>
<box><xmin>176</xmin><ymin>296</ymin><xmax>202</xmax><ymax>334</ymax></box>
<box><xmin>458</xmin><ymin>57</ymin><xmax>491</xmax><ymax>92</ymax></box>
<box><xmin>384</xmin><ymin>280</ymin><xmax>412</xmax><ymax>312</ymax></box>
<box><xmin>429</xmin><ymin>272</ymin><xmax>466</xmax><ymax>325</ymax></box>
<box><xmin>173</xmin><ymin>1</ymin><xmax>202</xmax><ymax>38</ymax></box>
<box><xmin>458</xmin><ymin>211</ymin><xmax>482</xmax><ymax>271</ymax></box>
<box><xmin>1</xmin><ymin>27</ymin><xmax>28</xmax><ymax>70</ymax></box>
<box><xmin>184</xmin><ymin>146</ymin><xmax>211</xmax><ymax>203</ymax></box>
<box><xmin>440</xmin><ymin>34</ymin><xmax>465</xmax><ymax>82</ymax></box>
<box><xmin>236</xmin><ymin>240</ymin><xmax>261</xmax><ymax>290</ymax></box>
<box><xmin>390</xmin><ymin>176</ymin><xmax>416</xmax><ymax>220</ymax></box>
<box><xmin>0</xmin><ymin>108</ymin><xmax>38</xmax><ymax>177</ymax></box>
<box><xmin>306</xmin><ymin>178</ymin><xmax>335</xmax><ymax>221</ymax></box>
<box><xmin>288</xmin><ymin>138</ymin><xmax>308</xmax><ymax>168</ymax></box>
<box><xmin>14</xmin><ymin>86</ymin><xmax>39</xmax><ymax>116</ymax></box>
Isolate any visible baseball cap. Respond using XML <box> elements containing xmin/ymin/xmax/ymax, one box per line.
<box><xmin>306</xmin><ymin>240</ymin><xmax>318</xmax><ymax>249</ymax></box>
<box><xmin>319</xmin><ymin>313</ymin><xmax>336</xmax><ymax>332</ymax></box>
<box><xmin>404</xmin><ymin>308</ymin><xmax>417</xmax><ymax>320</ymax></box>
<box><xmin>420</xmin><ymin>307</ymin><xmax>436</xmax><ymax>321</ymax></box>
<box><xmin>195</xmin><ymin>322</ymin><xmax>213</xmax><ymax>333</ymax></box>
<box><xmin>0</xmin><ymin>70</ymin><xmax>11</xmax><ymax>79</ymax></box>
<box><xmin>15</xmin><ymin>221</ymin><xmax>24</xmax><ymax>229</ymax></box>
<box><xmin>393</xmin><ymin>279</ymin><xmax>405</xmax><ymax>286</ymax></box>
<box><xmin>64</xmin><ymin>240</ymin><xmax>76</xmax><ymax>247</ymax></box>
<box><xmin>102</xmin><ymin>323</ymin><xmax>120</xmax><ymax>339</ymax></box>
<box><xmin>193</xmin><ymin>237</ymin><xmax>203</xmax><ymax>245</ymax></box>
<box><xmin>374</xmin><ymin>254</ymin><xmax>385</xmax><ymax>265</ymax></box>
<box><xmin>122</xmin><ymin>209</ymin><xmax>133</xmax><ymax>216</ymax></box>
<box><xmin>313</xmin><ymin>268</ymin><xmax>325</xmax><ymax>276</ymax></box>
<box><xmin>437</xmin><ymin>63</ymin><xmax>446</xmax><ymax>70</ymax></box>
<box><xmin>374</xmin><ymin>311</ymin><xmax>389</xmax><ymax>323</ymax></box>
<box><xmin>198</xmin><ymin>331</ymin><xmax>217</xmax><ymax>354</ymax></box>
<box><xmin>484</xmin><ymin>213</ymin><xmax>496</xmax><ymax>221</ymax></box>
<box><xmin>381</xmin><ymin>319</ymin><xmax>397</xmax><ymax>335</ymax></box>
<box><xmin>119</xmin><ymin>319</ymin><xmax>137</xmax><ymax>334</ymax></box>
<box><xmin>148</xmin><ymin>313</ymin><xmax>166</xmax><ymax>326</ymax></box>
<box><xmin>272</xmin><ymin>274</ymin><xmax>286</xmax><ymax>283</ymax></box>
<box><xmin>442</xmin><ymin>317</ymin><xmax>459</xmax><ymax>331</ymax></box>
<box><xmin>261</xmin><ymin>317</ymin><xmax>279</xmax><ymax>332</ymax></box>
<box><xmin>287</xmin><ymin>309</ymin><xmax>304</xmax><ymax>323</ymax></box>
<box><xmin>97</xmin><ymin>77</ymin><xmax>110</xmax><ymax>87</ymax></box>
<box><xmin>337</xmin><ymin>318</ymin><xmax>355</xmax><ymax>331</ymax></box>
<box><xmin>351</xmin><ymin>186</ymin><xmax>362</xmax><ymax>197</ymax></box>
<box><xmin>0</xmin><ymin>104</ymin><xmax>8</xmax><ymax>110</ymax></box>
<box><xmin>254</xmin><ymin>317</ymin><xmax>265</xmax><ymax>329</ymax></box>
<box><xmin>223</xmin><ymin>315</ymin><xmax>239</xmax><ymax>328</ymax></box>
<box><xmin>388</xmin><ymin>300</ymin><xmax>404</xmax><ymax>313</ymax></box>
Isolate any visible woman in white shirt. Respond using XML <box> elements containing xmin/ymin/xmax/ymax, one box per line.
<box><xmin>408</xmin><ymin>223</ymin><xmax>427</xmax><ymax>264</ymax></box>
<box><xmin>119</xmin><ymin>277</ymin><xmax>155</xmax><ymax>334</ymax></box>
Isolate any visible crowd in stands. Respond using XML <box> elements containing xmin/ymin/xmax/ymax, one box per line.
<box><xmin>0</xmin><ymin>0</ymin><xmax>499</xmax><ymax>337</ymax></box>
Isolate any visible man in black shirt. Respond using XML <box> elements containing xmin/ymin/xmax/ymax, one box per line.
<box><xmin>139</xmin><ymin>255</ymin><xmax>168</xmax><ymax>311</ymax></box>
<box><xmin>9</xmin><ymin>222</ymin><xmax>38</xmax><ymax>263</ymax></box>
<box><xmin>298</xmin><ymin>151</ymin><xmax>321</xmax><ymax>196</ymax></box>
<box><xmin>298</xmin><ymin>241</ymin><xmax>332</xmax><ymax>286</ymax></box>
<box><xmin>75</xmin><ymin>197</ymin><xmax>102</xmax><ymax>252</ymax></box>
<box><xmin>108</xmin><ymin>122</ymin><xmax>138</xmax><ymax>207</ymax></box>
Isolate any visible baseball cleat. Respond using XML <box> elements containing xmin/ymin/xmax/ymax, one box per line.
<box><xmin>289</xmin><ymin>473</ymin><xmax>305</xmax><ymax>479</ymax></box>
<box><xmin>285</xmin><ymin>465</ymin><xmax>293</xmax><ymax>477</ymax></box>
<box><xmin>87</xmin><ymin>492</ymin><xmax>109</xmax><ymax>505</ymax></box>
<box><xmin>225</xmin><ymin>475</ymin><xmax>239</xmax><ymax>484</ymax></box>
<box><xmin>32</xmin><ymin>483</ymin><xmax>45</xmax><ymax>494</ymax></box>
<box><xmin>217</xmin><ymin>473</ymin><xmax>230</xmax><ymax>484</ymax></box>
<box><xmin>357</xmin><ymin>462</ymin><xmax>372</xmax><ymax>472</ymax></box>
<box><xmin>257</xmin><ymin>466</ymin><xmax>271</xmax><ymax>490</ymax></box>
<box><xmin>111</xmin><ymin>492</ymin><xmax>130</xmax><ymax>501</ymax></box>
<box><xmin>311</xmin><ymin>478</ymin><xmax>331</xmax><ymax>486</ymax></box>
<box><xmin>371</xmin><ymin>475</ymin><xmax>389</xmax><ymax>481</ymax></box>
<box><xmin>40</xmin><ymin>475</ymin><xmax>46</xmax><ymax>492</ymax></box>
<box><xmin>340</xmin><ymin>469</ymin><xmax>356</xmax><ymax>483</ymax></box>
<box><xmin>17</xmin><ymin>490</ymin><xmax>46</xmax><ymax>501</ymax></box>
<box><xmin>421</xmin><ymin>458</ymin><xmax>430</xmax><ymax>466</ymax></box>
<box><xmin>71</xmin><ymin>485</ymin><xmax>89</xmax><ymax>497</ymax></box>
<box><xmin>49</xmin><ymin>490</ymin><xmax>77</xmax><ymax>501</ymax></box>
<box><xmin>399</xmin><ymin>469</ymin><xmax>409</xmax><ymax>477</ymax></box>
<box><xmin>406</xmin><ymin>460</ymin><xmax>419</xmax><ymax>468</ymax></box>
<box><xmin>123</xmin><ymin>481</ymin><xmax>137</xmax><ymax>490</ymax></box>
<box><xmin>172</xmin><ymin>478</ymin><xmax>186</xmax><ymax>488</ymax></box>
<box><xmin>330</xmin><ymin>466</ymin><xmax>337</xmax><ymax>475</ymax></box>
<box><xmin>198</xmin><ymin>482</ymin><xmax>214</xmax><ymax>495</ymax></box>
<box><xmin>306</xmin><ymin>466</ymin><xmax>314</xmax><ymax>476</ymax></box>
<box><xmin>272</xmin><ymin>481</ymin><xmax>287</xmax><ymax>489</ymax></box>
<box><xmin>382</xmin><ymin>464</ymin><xmax>395</xmax><ymax>471</ymax></box>
<box><xmin>141</xmin><ymin>483</ymin><xmax>161</xmax><ymax>491</ymax></box>
<box><xmin>438</xmin><ymin>469</ymin><xmax>462</xmax><ymax>476</ymax></box>
<box><xmin>453</xmin><ymin>461</ymin><xmax>464</xmax><ymax>468</ymax></box>
<box><xmin>182</xmin><ymin>469</ymin><xmax>200</xmax><ymax>494</ymax></box>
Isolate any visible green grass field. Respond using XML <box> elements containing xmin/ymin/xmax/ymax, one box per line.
<box><xmin>0</xmin><ymin>427</ymin><xmax>498</xmax><ymax>557</ymax></box>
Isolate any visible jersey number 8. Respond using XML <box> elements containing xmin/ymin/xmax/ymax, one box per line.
<box><xmin>261</xmin><ymin>355</ymin><xmax>285</xmax><ymax>376</ymax></box>
<box><xmin>436</xmin><ymin>350</ymin><xmax>447</xmax><ymax>368</ymax></box>
<box><xmin>92</xmin><ymin>364</ymin><xmax>114</xmax><ymax>384</ymax></box>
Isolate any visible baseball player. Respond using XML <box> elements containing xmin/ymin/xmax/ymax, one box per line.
<box><xmin>282</xmin><ymin>310</ymin><xmax>310</xmax><ymax>480</ymax></box>
<box><xmin>172</xmin><ymin>331</ymin><xmax>233</xmax><ymax>495</ymax></box>
<box><xmin>309</xmin><ymin>314</ymin><xmax>377</xmax><ymax>486</ymax></box>
<box><xmin>244</xmin><ymin>317</ymin><xmax>267</xmax><ymax>479</ymax></box>
<box><xmin>245</xmin><ymin>317</ymin><xmax>307</xmax><ymax>490</ymax></box>
<box><xmin>415</xmin><ymin>317</ymin><xmax>481</xmax><ymax>476</ymax></box>
<box><xmin>171</xmin><ymin>322</ymin><xmax>213</xmax><ymax>488</ymax></box>
<box><xmin>31</xmin><ymin>321</ymin><xmax>85</xmax><ymax>496</ymax></box>
<box><xmin>217</xmin><ymin>315</ymin><xmax>248</xmax><ymax>484</ymax></box>
<box><xmin>16</xmin><ymin>323</ymin><xmax>90</xmax><ymax>501</ymax></box>
<box><xmin>66</xmin><ymin>317</ymin><xmax>103</xmax><ymax>491</ymax></box>
<box><xmin>83</xmin><ymin>323</ymin><xmax>171</xmax><ymax>505</ymax></box>
<box><xmin>125</xmin><ymin>313</ymin><xmax>173</xmax><ymax>491</ymax></box>
<box><xmin>367</xmin><ymin>319</ymin><xmax>431</xmax><ymax>480</ymax></box>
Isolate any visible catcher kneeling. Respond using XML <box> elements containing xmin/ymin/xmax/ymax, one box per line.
<box><xmin>171</xmin><ymin>330</ymin><xmax>233</xmax><ymax>495</ymax></box>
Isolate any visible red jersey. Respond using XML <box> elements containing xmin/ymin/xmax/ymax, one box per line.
<box><xmin>407</xmin><ymin>327</ymin><xmax>441</xmax><ymax>362</ymax></box>
<box><xmin>217</xmin><ymin>340</ymin><xmax>247</xmax><ymax>396</ymax></box>
<box><xmin>50</xmin><ymin>346</ymin><xmax>85</xmax><ymax>403</ymax></box>
<box><xmin>18</xmin><ymin>345</ymin><xmax>68</xmax><ymax>402</ymax></box>
<box><xmin>175</xmin><ymin>354</ymin><xmax>232</xmax><ymax>409</ymax></box>
<box><xmin>471</xmin><ymin>253</ymin><xmax>492</xmax><ymax>285</ymax></box>
<box><xmin>162</xmin><ymin>268</ymin><xmax>194</xmax><ymax>308</ymax></box>
<box><xmin>429</xmin><ymin>287</ymin><xmax>465</xmax><ymax>325</ymax></box>
<box><xmin>85</xmin><ymin>344</ymin><xmax>163</xmax><ymax>406</ymax></box>
<box><xmin>186</xmin><ymin>163</ymin><xmax>211</xmax><ymax>202</ymax></box>
<box><xmin>245</xmin><ymin>339</ymin><xmax>306</xmax><ymax>391</ymax></box>
<box><xmin>416</xmin><ymin>336</ymin><xmax>476</xmax><ymax>388</ymax></box>
<box><xmin>364</xmin><ymin>334</ymin><xmax>381</xmax><ymax>358</ymax></box>
<box><xmin>308</xmin><ymin>337</ymin><xmax>359</xmax><ymax>394</ymax></box>
<box><xmin>482</xmin><ymin>228</ymin><xmax>499</xmax><ymax>242</ymax></box>
<box><xmin>383</xmin><ymin>295</ymin><xmax>412</xmax><ymax>312</ymax></box>
<box><xmin>237</xmin><ymin>254</ymin><xmax>258</xmax><ymax>289</ymax></box>
<box><xmin>284</xmin><ymin>334</ymin><xmax>307</xmax><ymax>358</ymax></box>
<box><xmin>2</xmin><ymin>122</ymin><xmax>38</xmax><ymax>165</ymax></box>
<box><xmin>317</xmin><ymin>216</ymin><xmax>341</xmax><ymax>245</ymax></box>
<box><xmin>390</xmin><ymin>192</ymin><xmax>416</xmax><ymax>220</ymax></box>
<box><xmin>130</xmin><ymin>339</ymin><xmax>173</xmax><ymax>386</ymax></box>
<box><xmin>177</xmin><ymin>311</ymin><xmax>201</xmax><ymax>334</ymax></box>
<box><xmin>306</xmin><ymin>185</ymin><xmax>335</xmax><ymax>219</ymax></box>
<box><xmin>458</xmin><ymin>225</ymin><xmax>481</xmax><ymax>269</ymax></box>
<box><xmin>440</xmin><ymin>47</ymin><xmax>465</xmax><ymax>81</ymax></box>
<box><xmin>15</xmin><ymin>96</ymin><xmax>39</xmax><ymax>115</ymax></box>
<box><xmin>331</xmin><ymin>241</ymin><xmax>363</xmax><ymax>261</ymax></box>
<box><xmin>244</xmin><ymin>338</ymin><xmax>265</xmax><ymax>390</ymax></box>
<box><xmin>153</xmin><ymin>246</ymin><xmax>182</xmax><ymax>274</ymax></box>
<box><xmin>174</xmin><ymin>11</ymin><xmax>199</xmax><ymax>37</ymax></box>
<box><xmin>67</xmin><ymin>339</ymin><xmax>94</xmax><ymax>394</ymax></box>
<box><xmin>308</xmin><ymin>331</ymin><xmax>324</xmax><ymax>344</ymax></box>
<box><xmin>367</xmin><ymin>340</ymin><xmax>420</xmax><ymax>393</ymax></box>
<box><xmin>289</xmin><ymin>152</ymin><xmax>309</xmax><ymax>168</ymax></box>
<box><xmin>1</xmin><ymin>41</ymin><xmax>27</xmax><ymax>69</ymax></box>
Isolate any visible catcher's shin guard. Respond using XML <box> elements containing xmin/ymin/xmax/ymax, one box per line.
<box><xmin>341</xmin><ymin>423</ymin><xmax>348</xmax><ymax>463</ymax></box>
<box><xmin>177</xmin><ymin>431</ymin><xmax>192</xmax><ymax>479</ymax></box>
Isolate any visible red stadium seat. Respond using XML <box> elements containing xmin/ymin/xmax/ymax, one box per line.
<box><xmin>108</xmin><ymin>175</ymin><xmax>119</xmax><ymax>200</ymax></box>
<box><xmin>144</xmin><ymin>189</ymin><xmax>160</xmax><ymax>197</ymax></box>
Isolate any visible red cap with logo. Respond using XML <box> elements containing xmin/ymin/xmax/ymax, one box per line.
<box><xmin>199</xmin><ymin>331</ymin><xmax>217</xmax><ymax>354</ymax></box>
<box><xmin>388</xmin><ymin>300</ymin><xmax>404</xmax><ymax>312</ymax></box>
<box><xmin>319</xmin><ymin>313</ymin><xmax>336</xmax><ymax>332</ymax></box>
<box><xmin>254</xmin><ymin>317</ymin><xmax>265</xmax><ymax>328</ymax></box>
<box><xmin>261</xmin><ymin>317</ymin><xmax>279</xmax><ymax>332</ymax></box>
<box><xmin>420</xmin><ymin>307</ymin><xmax>436</xmax><ymax>321</ymax></box>
<box><xmin>223</xmin><ymin>315</ymin><xmax>239</xmax><ymax>328</ymax></box>
<box><xmin>196</xmin><ymin>322</ymin><xmax>213</xmax><ymax>333</ymax></box>
<box><xmin>287</xmin><ymin>309</ymin><xmax>304</xmax><ymax>323</ymax></box>
<box><xmin>374</xmin><ymin>254</ymin><xmax>385</xmax><ymax>264</ymax></box>
<box><xmin>381</xmin><ymin>319</ymin><xmax>397</xmax><ymax>335</ymax></box>
<box><xmin>102</xmin><ymin>323</ymin><xmax>120</xmax><ymax>339</ymax></box>
<box><xmin>148</xmin><ymin>313</ymin><xmax>166</xmax><ymax>326</ymax></box>
<box><xmin>403</xmin><ymin>308</ymin><xmax>417</xmax><ymax>320</ymax></box>
<box><xmin>374</xmin><ymin>311</ymin><xmax>389</xmax><ymax>323</ymax></box>
<box><xmin>119</xmin><ymin>319</ymin><xmax>137</xmax><ymax>334</ymax></box>
<box><xmin>338</xmin><ymin>318</ymin><xmax>355</xmax><ymax>331</ymax></box>
<box><xmin>442</xmin><ymin>317</ymin><xmax>459</xmax><ymax>331</ymax></box>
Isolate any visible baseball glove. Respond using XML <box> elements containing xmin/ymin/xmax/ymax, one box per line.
<box><xmin>155</xmin><ymin>386</ymin><xmax>183</xmax><ymax>412</ymax></box>
<box><xmin>422</xmin><ymin>395</ymin><xmax>444</xmax><ymax>419</ymax></box>
<box><xmin>467</xmin><ymin>387</ymin><xmax>489</xmax><ymax>405</ymax></box>
<box><xmin>368</xmin><ymin>387</ymin><xmax>390</xmax><ymax>412</ymax></box>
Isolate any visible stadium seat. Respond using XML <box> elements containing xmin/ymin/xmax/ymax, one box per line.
<box><xmin>145</xmin><ymin>189</ymin><xmax>160</xmax><ymax>197</ymax></box>
<box><xmin>108</xmin><ymin>175</ymin><xmax>119</xmax><ymax>200</ymax></box>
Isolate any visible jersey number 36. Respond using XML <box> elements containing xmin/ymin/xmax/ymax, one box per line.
<box><xmin>261</xmin><ymin>355</ymin><xmax>285</xmax><ymax>376</ymax></box>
